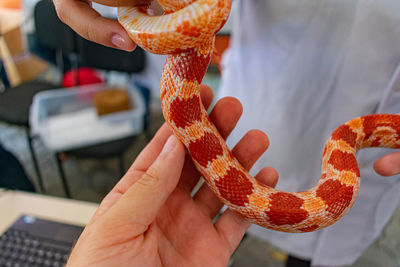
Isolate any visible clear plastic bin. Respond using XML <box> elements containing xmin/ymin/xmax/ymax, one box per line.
<box><xmin>30</xmin><ymin>84</ymin><xmax>145</xmax><ymax>152</ymax></box>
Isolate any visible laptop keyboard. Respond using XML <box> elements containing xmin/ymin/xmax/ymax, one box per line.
<box><xmin>0</xmin><ymin>228</ymin><xmax>73</xmax><ymax>267</ymax></box>
<box><xmin>0</xmin><ymin>214</ymin><xmax>85</xmax><ymax>267</ymax></box>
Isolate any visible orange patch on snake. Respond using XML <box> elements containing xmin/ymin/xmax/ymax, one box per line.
<box><xmin>334</xmin><ymin>139</ymin><xmax>356</xmax><ymax>154</ymax></box>
<box><xmin>248</xmin><ymin>188</ymin><xmax>270</xmax><ymax>211</ymax></box>
<box><xmin>302</xmin><ymin>192</ymin><xmax>326</xmax><ymax>214</ymax></box>
<box><xmin>177</xmin><ymin>80</ymin><xmax>203</xmax><ymax>99</ymax></box>
<box><xmin>347</xmin><ymin>117</ymin><xmax>363</xmax><ymax>130</ymax></box>
<box><xmin>209</xmin><ymin>156</ymin><xmax>230</xmax><ymax>178</ymax></box>
<box><xmin>181</xmin><ymin>122</ymin><xmax>207</xmax><ymax>144</ymax></box>
<box><xmin>337</xmin><ymin>171</ymin><xmax>359</xmax><ymax>187</ymax></box>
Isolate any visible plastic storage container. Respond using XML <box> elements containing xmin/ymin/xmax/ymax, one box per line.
<box><xmin>30</xmin><ymin>84</ymin><xmax>145</xmax><ymax>152</ymax></box>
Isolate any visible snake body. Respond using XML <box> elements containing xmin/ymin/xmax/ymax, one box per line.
<box><xmin>118</xmin><ymin>0</ymin><xmax>400</xmax><ymax>233</ymax></box>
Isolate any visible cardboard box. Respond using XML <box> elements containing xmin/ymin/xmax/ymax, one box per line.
<box><xmin>0</xmin><ymin>8</ymin><xmax>21</xmax><ymax>32</ymax></box>
<box><xmin>0</xmin><ymin>8</ymin><xmax>49</xmax><ymax>86</ymax></box>
<box><xmin>2</xmin><ymin>25</ymin><xmax>24</xmax><ymax>55</ymax></box>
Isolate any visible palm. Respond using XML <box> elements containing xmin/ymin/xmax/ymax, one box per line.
<box><xmin>149</xmin><ymin>146</ymin><xmax>260</xmax><ymax>266</ymax></box>
<box><xmin>155</xmin><ymin>182</ymin><xmax>230</xmax><ymax>266</ymax></box>
<box><xmin>117</xmin><ymin>157</ymin><xmax>232</xmax><ymax>266</ymax></box>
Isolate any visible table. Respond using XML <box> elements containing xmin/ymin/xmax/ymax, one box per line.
<box><xmin>0</xmin><ymin>189</ymin><xmax>98</xmax><ymax>234</ymax></box>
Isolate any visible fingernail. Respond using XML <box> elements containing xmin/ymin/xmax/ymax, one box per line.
<box><xmin>111</xmin><ymin>33</ymin><xmax>128</xmax><ymax>50</ymax></box>
<box><xmin>161</xmin><ymin>136</ymin><xmax>178</xmax><ymax>155</ymax></box>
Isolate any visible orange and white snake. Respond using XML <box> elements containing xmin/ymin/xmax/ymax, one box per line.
<box><xmin>117</xmin><ymin>0</ymin><xmax>400</xmax><ymax>233</ymax></box>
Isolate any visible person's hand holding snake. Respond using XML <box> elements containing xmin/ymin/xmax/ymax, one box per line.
<box><xmin>54</xmin><ymin>0</ymin><xmax>400</xmax><ymax>264</ymax></box>
<box><xmin>66</xmin><ymin>85</ymin><xmax>279</xmax><ymax>266</ymax></box>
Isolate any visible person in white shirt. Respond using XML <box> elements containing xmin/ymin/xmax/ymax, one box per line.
<box><xmin>217</xmin><ymin>1</ymin><xmax>400</xmax><ymax>266</ymax></box>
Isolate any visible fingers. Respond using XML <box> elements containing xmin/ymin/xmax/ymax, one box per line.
<box><xmin>209</xmin><ymin>97</ymin><xmax>244</xmax><ymax>138</ymax></box>
<box><xmin>214</xmin><ymin>168</ymin><xmax>279</xmax><ymax>255</ymax></box>
<box><xmin>104</xmin><ymin>136</ymin><xmax>185</xmax><ymax>234</ymax></box>
<box><xmin>90</xmin><ymin>123</ymin><xmax>173</xmax><ymax>221</ymax></box>
<box><xmin>177</xmin><ymin>96</ymin><xmax>243</xmax><ymax>192</ymax></box>
<box><xmin>53</xmin><ymin>0</ymin><xmax>136</xmax><ymax>51</ymax></box>
<box><xmin>254</xmin><ymin>166</ymin><xmax>279</xmax><ymax>187</ymax></box>
<box><xmin>374</xmin><ymin>151</ymin><xmax>400</xmax><ymax>176</ymax></box>
<box><xmin>229</xmin><ymin>130</ymin><xmax>269</xmax><ymax>169</ymax></box>
<box><xmin>194</xmin><ymin>130</ymin><xmax>273</xmax><ymax>218</ymax></box>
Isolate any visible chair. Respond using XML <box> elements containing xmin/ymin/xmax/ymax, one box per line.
<box><xmin>0</xmin><ymin>0</ymin><xmax>77</xmax><ymax>193</ymax></box>
<box><xmin>33</xmin><ymin>0</ymin><xmax>78</xmax><ymax>73</ymax></box>
<box><xmin>53</xmin><ymin>36</ymin><xmax>148</xmax><ymax>198</ymax></box>
<box><xmin>0</xmin><ymin>143</ymin><xmax>36</xmax><ymax>192</ymax></box>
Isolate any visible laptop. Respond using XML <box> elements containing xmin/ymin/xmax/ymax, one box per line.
<box><xmin>0</xmin><ymin>214</ymin><xmax>85</xmax><ymax>266</ymax></box>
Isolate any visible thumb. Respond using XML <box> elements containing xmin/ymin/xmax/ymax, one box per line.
<box><xmin>374</xmin><ymin>151</ymin><xmax>400</xmax><ymax>176</ymax></box>
<box><xmin>105</xmin><ymin>135</ymin><xmax>185</xmax><ymax>232</ymax></box>
<box><xmin>54</xmin><ymin>0</ymin><xmax>136</xmax><ymax>51</ymax></box>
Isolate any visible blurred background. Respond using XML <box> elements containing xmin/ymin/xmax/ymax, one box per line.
<box><xmin>0</xmin><ymin>1</ymin><xmax>398</xmax><ymax>267</ymax></box>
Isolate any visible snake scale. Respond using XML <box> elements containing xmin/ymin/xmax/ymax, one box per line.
<box><xmin>117</xmin><ymin>0</ymin><xmax>400</xmax><ymax>232</ymax></box>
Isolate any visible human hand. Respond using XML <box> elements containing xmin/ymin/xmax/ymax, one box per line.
<box><xmin>374</xmin><ymin>152</ymin><xmax>400</xmax><ymax>176</ymax></box>
<box><xmin>66</xmin><ymin>84</ymin><xmax>279</xmax><ymax>267</ymax></box>
<box><xmin>53</xmin><ymin>0</ymin><xmax>136</xmax><ymax>51</ymax></box>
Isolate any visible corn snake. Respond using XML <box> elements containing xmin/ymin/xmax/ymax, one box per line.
<box><xmin>117</xmin><ymin>0</ymin><xmax>400</xmax><ymax>233</ymax></box>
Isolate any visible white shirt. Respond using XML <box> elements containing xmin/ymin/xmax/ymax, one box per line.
<box><xmin>21</xmin><ymin>0</ymin><xmax>39</xmax><ymax>34</ymax></box>
<box><xmin>217</xmin><ymin>0</ymin><xmax>400</xmax><ymax>266</ymax></box>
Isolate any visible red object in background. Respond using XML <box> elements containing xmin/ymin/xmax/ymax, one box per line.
<box><xmin>0</xmin><ymin>0</ymin><xmax>21</xmax><ymax>9</ymax></box>
<box><xmin>62</xmin><ymin>67</ymin><xmax>104</xmax><ymax>88</ymax></box>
